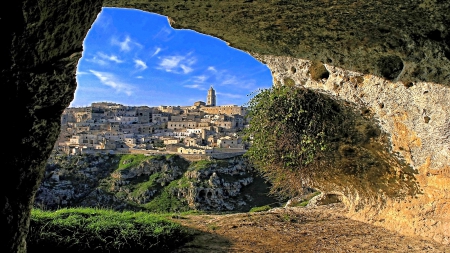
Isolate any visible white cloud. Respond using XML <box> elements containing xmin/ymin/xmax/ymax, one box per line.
<box><xmin>221</xmin><ymin>75</ymin><xmax>239</xmax><ymax>86</ymax></box>
<box><xmin>151</xmin><ymin>47</ymin><xmax>162</xmax><ymax>57</ymax></box>
<box><xmin>159</xmin><ymin>56</ymin><xmax>184</xmax><ymax>71</ymax></box>
<box><xmin>134</xmin><ymin>59</ymin><xmax>148</xmax><ymax>70</ymax></box>
<box><xmin>89</xmin><ymin>70</ymin><xmax>134</xmax><ymax>96</ymax></box>
<box><xmin>86</xmin><ymin>56</ymin><xmax>108</xmax><ymax>66</ymax></box>
<box><xmin>86</xmin><ymin>52</ymin><xmax>124</xmax><ymax>66</ymax></box>
<box><xmin>193</xmin><ymin>75</ymin><xmax>207</xmax><ymax>83</ymax></box>
<box><xmin>111</xmin><ymin>35</ymin><xmax>142</xmax><ymax>52</ymax></box>
<box><xmin>154</xmin><ymin>26</ymin><xmax>174</xmax><ymax>41</ymax></box>
<box><xmin>184</xmin><ymin>84</ymin><xmax>206</xmax><ymax>90</ymax></box>
<box><xmin>216</xmin><ymin>92</ymin><xmax>243</xmax><ymax>99</ymax></box>
<box><xmin>97</xmin><ymin>52</ymin><xmax>123</xmax><ymax>63</ymax></box>
<box><xmin>180</xmin><ymin>64</ymin><xmax>193</xmax><ymax>74</ymax></box>
<box><xmin>157</xmin><ymin>53</ymin><xmax>196</xmax><ymax>74</ymax></box>
<box><xmin>76</xmin><ymin>71</ymin><xmax>89</xmax><ymax>76</ymax></box>
<box><xmin>207</xmin><ymin>66</ymin><xmax>217</xmax><ymax>72</ymax></box>
<box><xmin>136</xmin><ymin>76</ymin><xmax>144</xmax><ymax>79</ymax></box>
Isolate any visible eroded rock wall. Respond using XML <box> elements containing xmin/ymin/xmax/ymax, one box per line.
<box><xmin>255</xmin><ymin>54</ymin><xmax>450</xmax><ymax>244</ymax></box>
<box><xmin>105</xmin><ymin>0</ymin><xmax>450</xmax><ymax>85</ymax></box>
<box><xmin>35</xmin><ymin>154</ymin><xmax>277</xmax><ymax>212</ymax></box>
<box><xmin>1</xmin><ymin>1</ymin><xmax>103</xmax><ymax>252</ymax></box>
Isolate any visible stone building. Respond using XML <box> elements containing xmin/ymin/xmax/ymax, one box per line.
<box><xmin>206</xmin><ymin>86</ymin><xmax>216</xmax><ymax>106</ymax></box>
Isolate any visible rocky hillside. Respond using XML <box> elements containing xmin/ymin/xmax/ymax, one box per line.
<box><xmin>35</xmin><ymin>154</ymin><xmax>280</xmax><ymax>212</ymax></box>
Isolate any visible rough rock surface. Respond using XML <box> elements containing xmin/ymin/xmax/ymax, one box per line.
<box><xmin>255</xmin><ymin>54</ymin><xmax>450</xmax><ymax>244</ymax></box>
<box><xmin>35</xmin><ymin>154</ymin><xmax>277</xmax><ymax>212</ymax></box>
<box><xmin>105</xmin><ymin>0</ymin><xmax>450</xmax><ymax>86</ymax></box>
<box><xmin>2</xmin><ymin>1</ymin><xmax>450</xmax><ymax>251</ymax></box>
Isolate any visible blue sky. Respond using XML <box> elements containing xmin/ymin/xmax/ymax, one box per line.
<box><xmin>72</xmin><ymin>7</ymin><xmax>272</xmax><ymax>107</ymax></box>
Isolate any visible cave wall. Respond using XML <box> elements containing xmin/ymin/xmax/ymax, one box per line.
<box><xmin>256</xmin><ymin>54</ymin><xmax>450</xmax><ymax>244</ymax></box>
<box><xmin>105</xmin><ymin>0</ymin><xmax>450</xmax><ymax>85</ymax></box>
<box><xmin>1</xmin><ymin>0</ymin><xmax>450</xmax><ymax>251</ymax></box>
<box><xmin>0</xmin><ymin>1</ymin><xmax>103</xmax><ymax>252</ymax></box>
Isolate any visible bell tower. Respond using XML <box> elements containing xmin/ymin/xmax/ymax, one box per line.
<box><xmin>206</xmin><ymin>86</ymin><xmax>216</xmax><ymax>106</ymax></box>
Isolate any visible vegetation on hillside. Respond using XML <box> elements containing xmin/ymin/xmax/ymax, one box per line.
<box><xmin>116</xmin><ymin>154</ymin><xmax>166</xmax><ymax>171</ymax></box>
<box><xmin>28</xmin><ymin>207</ymin><xmax>190</xmax><ymax>253</ymax></box>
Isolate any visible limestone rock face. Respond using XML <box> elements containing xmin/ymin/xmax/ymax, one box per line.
<box><xmin>255</xmin><ymin>54</ymin><xmax>450</xmax><ymax>244</ymax></box>
<box><xmin>1</xmin><ymin>1</ymin><xmax>103</xmax><ymax>252</ymax></box>
<box><xmin>105</xmin><ymin>0</ymin><xmax>450</xmax><ymax>86</ymax></box>
<box><xmin>35</xmin><ymin>155</ymin><xmax>275</xmax><ymax>212</ymax></box>
<box><xmin>173</xmin><ymin>157</ymin><xmax>257</xmax><ymax>211</ymax></box>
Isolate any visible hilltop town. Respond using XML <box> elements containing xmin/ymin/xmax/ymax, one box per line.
<box><xmin>53</xmin><ymin>86</ymin><xmax>248</xmax><ymax>157</ymax></box>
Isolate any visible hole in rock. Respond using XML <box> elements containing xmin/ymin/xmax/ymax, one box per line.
<box><xmin>377</xmin><ymin>55</ymin><xmax>403</xmax><ymax>80</ymax></box>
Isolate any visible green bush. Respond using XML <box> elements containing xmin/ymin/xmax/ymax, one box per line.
<box><xmin>244</xmin><ymin>85</ymin><xmax>353</xmax><ymax>197</ymax></box>
<box><xmin>28</xmin><ymin>208</ymin><xmax>190</xmax><ymax>253</ymax></box>
<box><xmin>249</xmin><ymin>205</ymin><xmax>272</xmax><ymax>212</ymax></box>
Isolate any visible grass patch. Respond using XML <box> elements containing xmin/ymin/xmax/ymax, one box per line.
<box><xmin>249</xmin><ymin>205</ymin><xmax>272</xmax><ymax>212</ymax></box>
<box><xmin>144</xmin><ymin>191</ymin><xmax>190</xmax><ymax>213</ymax></box>
<box><xmin>28</xmin><ymin>207</ymin><xmax>190</xmax><ymax>253</ymax></box>
<box><xmin>291</xmin><ymin>191</ymin><xmax>322</xmax><ymax>207</ymax></box>
<box><xmin>295</xmin><ymin>200</ymin><xmax>309</xmax><ymax>207</ymax></box>
<box><xmin>117</xmin><ymin>154</ymin><xmax>165</xmax><ymax>171</ymax></box>
<box><xmin>130</xmin><ymin>173</ymin><xmax>161</xmax><ymax>198</ymax></box>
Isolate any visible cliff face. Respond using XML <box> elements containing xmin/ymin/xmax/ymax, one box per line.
<box><xmin>255</xmin><ymin>54</ymin><xmax>450</xmax><ymax>244</ymax></box>
<box><xmin>2</xmin><ymin>1</ymin><xmax>450</xmax><ymax>251</ymax></box>
<box><xmin>35</xmin><ymin>154</ymin><xmax>278</xmax><ymax>212</ymax></box>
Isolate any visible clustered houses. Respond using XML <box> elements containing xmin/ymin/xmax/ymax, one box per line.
<box><xmin>54</xmin><ymin>87</ymin><xmax>248</xmax><ymax>156</ymax></box>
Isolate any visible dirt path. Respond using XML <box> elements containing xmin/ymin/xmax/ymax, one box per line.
<box><xmin>171</xmin><ymin>204</ymin><xmax>449</xmax><ymax>253</ymax></box>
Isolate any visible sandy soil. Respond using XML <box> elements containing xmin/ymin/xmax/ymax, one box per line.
<box><xmin>171</xmin><ymin>204</ymin><xmax>449</xmax><ymax>253</ymax></box>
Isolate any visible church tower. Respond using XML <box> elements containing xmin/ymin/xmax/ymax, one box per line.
<box><xmin>206</xmin><ymin>86</ymin><xmax>216</xmax><ymax>106</ymax></box>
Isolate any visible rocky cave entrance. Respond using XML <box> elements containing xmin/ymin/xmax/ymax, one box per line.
<box><xmin>3</xmin><ymin>1</ymin><xmax>450</xmax><ymax>252</ymax></box>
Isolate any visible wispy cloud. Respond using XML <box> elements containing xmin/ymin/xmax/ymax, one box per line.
<box><xmin>207</xmin><ymin>67</ymin><xmax>257</xmax><ymax>90</ymax></box>
<box><xmin>86</xmin><ymin>56</ymin><xmax>108</xmax><ymax>66</ymax></box>
<box><xmin>86</xmin><ymin>52</ymin><xmax>124</xmax><ymax>66</ymax></box>
<box><xmin>134</xmin><ymin>59</ymin><xmax>147</xmax><ymax>70</ymax></box>
<box><xmin>76</xmin><ymin>71</ymin><xmax>89</xmax><ymax>76</ymax></box>
<box><xmin>180</xmin><ymin>64</ymin><xmax>193</xmax><ymax>74</ymax></box>
<box><xmin>136</xmin><ymin>76</ymin><xmax>144</xmax><ymax>79</ymax></box>
<box><xmin>207</xmin><ymin>66</ymin><xmax>217</xmax><ymax>72</ymax></box>
<box><xmin>98</xmin><ymin>52</ymin><xmax>123</xmax><ymax>63</ymax></box>
<box><xmin>153</xmin><ymin>26</ymin><xmax>174</xmax><ymax>41</ymax></box>
<box><xmin>193</xmin><ymin>75</ymin><xmax>208</xmax><ymax>83</ymax></box>
<box><xmin>216</xmin><ymin>92</ymin><xmax>243</xmax><ymax>99</ymax></box>
<box><xmin>111</xmin><ymin>35</ymin><xmax>142</xmax><ymax>52</ymax></box>
<box><xmin>158</xmin><ymin>56</ymin><xmax>183</xmax><ymax>71</ymax></box>
<box><xmin>183</xmin><ymin>84</ymin><xmax>206</xmax><ymax>90</ymax></box>
<box><xmin>221</xmin><ymin>75</ymin><xmax>239</xmax><ymax>86</ymax></box>
<box><xmin>90</xmin><ymin>70</ymin><xmax>134</xmax><ymax>96</ymax></box>
<box><xmin>151</xmin><ymin>47</ymin><xmax>162</xmax><ymax>57</ymax></box>
<box><xmin>157</xmin><ymin>53</ymin><xmax>196</xmax><ymax>74</ymax></box>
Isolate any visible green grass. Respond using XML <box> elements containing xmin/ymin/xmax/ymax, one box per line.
<box><xmin>130</xmin><ymin>173</ymin><xmax>161</xmax><ymax>198</ymax></box>
<box><xmin>117</xmin><ymin>154</ymin><xmax>165</xmax><ymax>171</ymax></box>
<box><xmin>28</xmin><ymin>207</ymin><xmax>190</xmax><ymax>253</ymax></box>
<box><xmin>295</xmin><ymin>200</ymin><xmax>310</xmax><ymax>207</ymax></box>
<box><xmin>144</xmin><ymin>190</ymin><xmax>191</xmax><ymax>213</ymax></box>
<box><xmin>249</xmin><ymin>205</ymin><xmax>272</xmax><ymax>212</ymax></box>
<box><xmin>291</xmin><ymin>191</ymin><xmax>322</xmax><ymax>207</ymax></box>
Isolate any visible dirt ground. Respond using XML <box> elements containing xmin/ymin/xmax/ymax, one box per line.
<box><xmin>171</xmin><ymin>204</ymin><xmax>449</xmax><ymax>253</ymax></box>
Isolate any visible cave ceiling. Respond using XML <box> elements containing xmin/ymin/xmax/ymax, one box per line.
<box><xmin>104</xmin><ymin>0</ymin><xmax>450</xmax><ymax>85</ymax></box>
